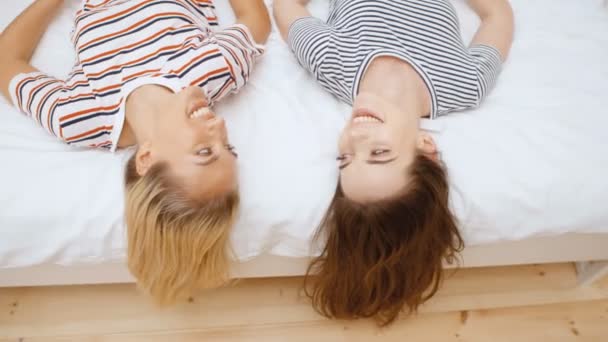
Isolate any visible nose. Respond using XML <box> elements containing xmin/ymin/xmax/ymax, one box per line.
<box><xmin>208</xmin><ymin>115</ymin><xmax>225</xmax><ymax>129</ymax></box>
<box><xmin>348</xmin><ymin>126</ymin><xmax>369</xmax><ymax>142</ymax></box>
<box><xmin>205</xmin><ymin>115</ymin><xmax>226</xmax><ymax>137</ymax></box>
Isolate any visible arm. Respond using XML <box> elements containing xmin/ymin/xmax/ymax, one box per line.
<box><xmin>467</xmin><ymin>0</ymin><xmax>514</xmax><ymax>61</ymax></box>
<box><xmin>0</xmin><ymin>0</ymin><xmax>65</xmax><ymax>105</ymax></box>
<box><xmin>228</xmin><ymin>0</ymin><xmax>271</xmax><ymax>44</ymax></box>
<box><xmin>274</xmin><ymin>0</ymin><xmax>312</xmax><ymax>41</ymax></box>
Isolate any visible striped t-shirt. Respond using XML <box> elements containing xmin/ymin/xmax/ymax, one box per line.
<box><xmin>288</xmin><ymin>0</ymin><xmax>502</xmax><ymax>118</ymax></box>
<box><xmin>9</xmin><ymin>0</ymin><xmax>264</xmax><ymax>151</ymax></box>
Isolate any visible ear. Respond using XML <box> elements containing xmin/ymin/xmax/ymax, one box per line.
<box><xmin>135</xmin><ymin>142</ymin><xmax>155</xmax><ymax>176</ymax></box>
<box><xmin>416</xmin><ymin>131</ymin><xmax>440</xmax><ymax>162</ymax></box>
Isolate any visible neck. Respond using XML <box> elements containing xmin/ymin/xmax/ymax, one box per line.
<box><xmin>118</xmin><ymin>85</ymin><xmax>166</xmax><ymax>148</ymax></box>
<box><xmin>358</xmin><ymin>56</ymin><xmax>431</xmax><ymax>122</ymax></box>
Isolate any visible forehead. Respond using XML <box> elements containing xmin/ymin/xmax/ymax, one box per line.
<box><xmin>340</xmin><ymin>161</ymin><xmax>407</xmax><ymax>202</ymax></box>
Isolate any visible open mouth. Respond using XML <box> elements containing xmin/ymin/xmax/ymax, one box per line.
<box><xmin>352</xmin><ymin>108</ymin><xmax>384</xmax><ymax>124</ymax></box>
<box><xmin>190</xmin><ymin>106</ymin><xmax>213</xmax><ymax>119</ymax></box>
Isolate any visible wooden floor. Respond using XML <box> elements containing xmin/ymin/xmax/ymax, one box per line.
<box><xmin>1</xmin><ymin>263</ymin><xmax>607</xmax><ymax>341</ymax></box>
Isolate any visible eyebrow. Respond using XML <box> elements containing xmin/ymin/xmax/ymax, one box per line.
<box><xmin>339</xmin><ymin>157</ymin><xmax>398</xmax><ymax>170</ymax></box>
<box><xmin>339</xmin><ymin>162</ymin><xmax>351</xmax><ymax>170</ymax></box>
<box><xmin>196</xmin><ymin>154</ymin><xmax>220</xmax><ymax>166</ymax></box>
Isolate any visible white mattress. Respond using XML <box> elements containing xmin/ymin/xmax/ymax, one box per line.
<box><xmin>1</xmin><ymin>0</ymin><xmax>607</xmax><ymax>270</ymax></box>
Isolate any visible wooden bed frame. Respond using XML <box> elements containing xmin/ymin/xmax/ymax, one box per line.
<box><xmin>1</xmin><ymin>233</ymin><xmax>607</xmax><ymax>288</ymax></box>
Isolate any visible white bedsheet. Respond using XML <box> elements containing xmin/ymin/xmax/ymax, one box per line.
<box><xmin>1</xmin><ymin>0</ymin><xmax>607</xmax><ymax>269</ymax></box>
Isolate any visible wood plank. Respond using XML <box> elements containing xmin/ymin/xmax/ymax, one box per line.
<box><xmin>1</xmin><ymin>263</ymin><xmax>607</xmax><ymax>340</ymax></box>
<box><xmin>593</xmin><ymin>271</ymin><xmax>608</xmax><ymax>289</ymax></box>
<box><xmin>576</xmin><ymin>261</ymin><xmax>608</xmax><ymax>286</ymax></box>
<box><xmin>7</xmin><ymin>301</ymin><xmax>608</xmax><ymax>342</ymax></box>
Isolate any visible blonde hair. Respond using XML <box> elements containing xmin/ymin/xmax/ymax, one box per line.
<box><xmin>124</xmin><ymin>155</ymin><xmax>239</xmax><ymax>305</ymax></box>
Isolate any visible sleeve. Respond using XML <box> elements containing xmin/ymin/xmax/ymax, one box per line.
<box><xmin>9</xmin><ymin>67</ymin><xmax>108</xmax><ymax>147</ymax></box>
<box><xmin>214</xmin><ymin>24</ymin><xmax>265</xmax><ymax>91</ymax></box>
<box><xmin>469</xmin><ymin>44</ymin><xmax>503</xmax><ymax>100</ymax></box>
<box><xmin>287</xmin><ymin>17</ymin><xmax>331</xmax><ymax>76</ymax></box>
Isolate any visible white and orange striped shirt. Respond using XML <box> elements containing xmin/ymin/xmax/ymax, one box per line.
<box><xmin>9</xmin><ymin>0</ymin><xmax>264</xmax><ymax>151</ymax></box>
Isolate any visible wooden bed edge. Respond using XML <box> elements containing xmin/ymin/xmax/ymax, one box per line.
<box><xmin>1</xmin><ymin>232</ymin><xmax>607</xmax><ymax>287</ymax></box>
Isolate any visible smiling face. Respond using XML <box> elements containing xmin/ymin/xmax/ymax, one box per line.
<box><xmin>338</xmin><ymin>92</ymin><xmax>437</xmax><ymax>203</ymax></box>
<box><xmin>135</xmin><ymin>86</ymin><xmax>238</xmax><ymax>201</ymax></box>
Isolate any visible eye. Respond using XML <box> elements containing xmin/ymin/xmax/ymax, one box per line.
<box><xmin>337</xmin><ymin>154</ymin><xmax>351</xmax><ymax>170</ymax></box>
<box><xmin>226</xmin><ymin>144</ymin><xmax>238</xmax><ymax>157</ymax></box>
<box><xmin>372</xmin><ymin>149</ymin><xmax>390</xmax><ymax>156</ymax></box>
<box><xmin>197</xmin><ymin>147</ymin><xmax>213</xmax><ymax>156</ymax></box>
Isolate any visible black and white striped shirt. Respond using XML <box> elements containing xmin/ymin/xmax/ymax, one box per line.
<box><xmin>288</xmin><ymin>0</ymin><xmax>502</xmax><ymax>118</ymax></box>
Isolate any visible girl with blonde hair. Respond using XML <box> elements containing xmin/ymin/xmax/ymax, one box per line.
<box><xmin>0</xmin><ymin>0</ymin><xmax>270</xmax><ymax>303</ymax></box>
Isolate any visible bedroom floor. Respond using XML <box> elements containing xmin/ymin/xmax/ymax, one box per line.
<box><xmin>1</xmin><ymin>263</ymin><xmax>607</xmax><ymax>341</ymax></box>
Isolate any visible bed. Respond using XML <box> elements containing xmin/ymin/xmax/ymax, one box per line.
<box><xmin>1</xmin><ymin>0</ymin><xmax>608</xmax><ymax>287</ymax></box>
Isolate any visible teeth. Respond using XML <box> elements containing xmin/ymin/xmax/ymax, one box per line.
<box><xmin>353</xmin><ymin>115</ymin><xmax>382</xmax><ymax>123</ymax></box>
<box><xmin>190</xmin><ymin>107</ymin><xmax>211</xmax><ymax>118</ymax></box>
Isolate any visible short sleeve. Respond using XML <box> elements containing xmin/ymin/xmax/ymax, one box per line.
<box><xmin>468</xmin><ymin>44</ymin><xmax>503</xmax><ymax>100</ymax></box>
<box><xmin>287</xmin><ymin>17</ymin><xmax>331</xmax><ymax>76</ymax></box>
<box><xmin>214</xmin><ymin>24</ymin><xmax>265</xmax><ymax>91</ymax></box>
<box><xmin>9</xmin><ymin>67</ymin><xmax>110</xmax><ymax>148</ymax></box>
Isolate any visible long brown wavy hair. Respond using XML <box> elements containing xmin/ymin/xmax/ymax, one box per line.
<box><xmin>304</xmin><ymin>153</ymin><xmax>463</xmax><ymax>326</ymax></box>
<box><xmin>124</xmin><ymin>155</ymin><xmax>239</xmax><ymax>305</ymax></box>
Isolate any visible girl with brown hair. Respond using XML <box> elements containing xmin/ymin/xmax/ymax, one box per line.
<box><xmin>274</xmin><ymin>0</ymin><xmax>514</xmax><ymax>325</ymax></box>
